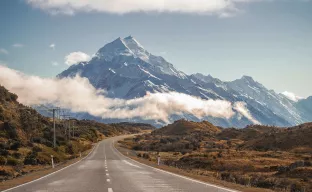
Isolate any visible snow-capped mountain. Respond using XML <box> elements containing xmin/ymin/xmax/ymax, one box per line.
<box><xmin>58</xmin><ymin>36</ymin><xmax>311</xmax><ymax>127</ymax></box>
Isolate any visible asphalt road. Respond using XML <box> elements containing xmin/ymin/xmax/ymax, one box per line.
<box><xmin>3</xmin><ymin>135</ymin><xmax>238</xmax><ymax>192</ymax></box>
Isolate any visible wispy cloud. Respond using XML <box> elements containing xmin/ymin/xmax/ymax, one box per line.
<box><xmin>50</xmin><ymin>43</ymin><xmax>55</xmax><ymax>50</ymax></box>
<box><xmin>0</xmin><ymin>48</ymin><xmax>9</xmax><ymax>55</ymax></box>
<box><xmin>65</xmin><ymin>51</ymin><xmax>91</xmax><ymax>66</ymax></box>
<box><xmin>281</xmin><ymin>91</ymin><xmax>304</xmax><ymax>102</ymax></box>
<box><xmin>51</xmin><ymin>61</ymin><xmax>59</xmax><ymax>66</ymax></box>
<box><xmin>26</xmin><ymin>0</ymin><xmax>271</xmax><ymax>17</ymax></box>
<box><xmin>234</xmin><ymin>102</ymin><xmax>261</xmax><ymax>124</ymax></box>
<box><xmin>12</xmin><ymin>43</ymin><xmax>25</xmax><ymax>48</ymax></box>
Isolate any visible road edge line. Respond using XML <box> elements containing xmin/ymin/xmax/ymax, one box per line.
<box><xmin>112</xmin><ymin>140</ymin><xmax>239</xmax><ymax>192</ymax></box>
<box><xmin>2</xmin><ymin>142</ymin><xmax>99</xmax><ymax>192</ymax></box>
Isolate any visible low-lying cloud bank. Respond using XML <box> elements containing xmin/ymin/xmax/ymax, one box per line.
<box><xmin>26</xmin><ymin>0</ymin><xmax>266</xmax><ymax>17</ymax></box>
<box><xmin>0</xmin><ymin>65</ymin><xmax>259</xmax><ymax>124</ymax></box>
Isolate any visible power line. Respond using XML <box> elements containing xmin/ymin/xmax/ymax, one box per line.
<box><xmin>5</xmin><ymin>104</ymin><xmax>61</xmax><ymax>148</ymax></box>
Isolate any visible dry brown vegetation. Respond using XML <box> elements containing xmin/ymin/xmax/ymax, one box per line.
<box><xmin>0</xmin><ymin>85</ymin><xmax>154</xmax><ymax>182</ymax></box>
<box><xmin>120</xmin><ymin>119</ymin><xmax>312</xmax><ymax>192</ymax></box>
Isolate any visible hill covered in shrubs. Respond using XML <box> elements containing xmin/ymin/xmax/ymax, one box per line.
<box><xmin>0</xmin><ymin>85</ymin><xmax>154</xmax><ymax>181</ymax></box>
<box><xmin>121</xmin><ymin>119</ymin><xmax>312</xmax><ymax>192</ymax></box>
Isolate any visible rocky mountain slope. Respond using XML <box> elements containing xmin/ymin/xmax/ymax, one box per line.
<box><xmin>58</xmin><ymin>36</ymin><xmax>311</xmax><ymax>127</ymax></box>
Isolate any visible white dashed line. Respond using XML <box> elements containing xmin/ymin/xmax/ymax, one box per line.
<box><xmin>108</xmin><ymin>188</ymin><xmax>113</xmax><ymax>192</ymax></box>
<box><xmin>107</xmin><ymin>179</ymin><xmax>111</xmax><ymax>182</ymax></box>
<box><xmin>105</xmin><ymin>169</ymin><xmax>108</xmax><ymax>172</ymax></box>
<box><xmin>106</xmin><ymin>173</ymin><xmax>109</xmax><ymax>176</ymax></box>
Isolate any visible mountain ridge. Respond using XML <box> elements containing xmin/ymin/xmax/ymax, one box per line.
<box><xmin>58</xmin><ymin>36</ymin><xmax>312</xmax><ymax>127</ymax></box>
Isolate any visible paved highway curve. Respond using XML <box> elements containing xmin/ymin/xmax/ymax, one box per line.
<box><xmin>3</xmin><ymin>135</ymin><xmax>238</xmax><ymax>192</ymax></box>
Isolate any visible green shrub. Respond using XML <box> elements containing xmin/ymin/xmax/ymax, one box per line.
<box><xmin>0</xmin><ymin>142</ymin><xmax>7</xmax><ymax>149</ymax></box>
<box><xmin>7</xmin><ymin>157</ymin><xmax>20</xmax><ymax>166</ymax></box>
<box><xmin>290</xmin><ymin>182</ymin><xmax>305</xmax><ymax>192</ymax></box>
<box><xmin>142</xmin><ymin>153</ymin><xmax>150</xmax><ymax>159</ymax></box>
<box><xmin>0</xmin><ymin>106</ymin><xmax>4</xmax><ymax>121</ymax></box>
<box><xmin>0</xmin><ymin>156</ymin><xmax>7</xmax><ymax>165</ymax></box>
<box><xmin>12</xmin><ymin>152</ymin><xmax>22</xmax><ymax>159</ymax></box>
<box><xmin>32</xmin><ymin>146</ymin><xmax>42</xmax><ymax>152</ymax></box>
<box><xmin>10</xmin><ymin>141</ymin><xmax>21</xmax><ymax>150</ymax></box>
<box><xmin>24</xmin><ymin>151</ymin><xmax>38</xmax><ymax>165</ymax></box>
<box><xmin>0</xmin><ymin>149</ymin><xmax>9</xmax><ymax>156</ymax></box>
<box><xmin>4</xmin><ymin>122</ymin><xmax>18</xmax><ymax>139</ymax></box>
<box><xmin>66</xmin><ymin>143</ymin><xmax>75</xmax><ymax>154</ymax></box>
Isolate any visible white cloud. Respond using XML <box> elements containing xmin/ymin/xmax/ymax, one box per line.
<box><xmin>0</xmin><ymin>65</ymin><xmax>254</xmax><ymax>123</ymax></box>
<box><xmin>51</xmin><ymin>61</ymin><xmax>59</xmax><ymax>66</ymax></box>
<box><xmin>234</xmin><ymin>102</ymin><xmax>261</xmax><ymax>125</ymax></box>
<box><xmin>26</xmin><ymin>0</ymin><xmax>267</xmax><ymax>17</ymax></box>
<box><xmin>65</xmin><ymin>52</ymin><xmax>91</xmax><ymax>66</ymax></box>
<box><xmin>281</xmin><ymin>91</ymin><xmax>303</xmax><ymax>102</ymax></box>
<box><xmin>0</xmin><ymin>48</ymin><xmax>9</xmax><ymax>55</ymax></box>
<box><xmin>50</xmin><ymin>43</ymin><xmax>55</xmax><ymax>50</ymax></box>
<box><xmin>12</xmin><ymin>44</ymin><xmax>25</xmax><ymax>48</ymax></box>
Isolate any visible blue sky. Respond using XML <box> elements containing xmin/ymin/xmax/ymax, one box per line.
<box><xmin>0</xmin><ymin>0</ymin><xmax>311</xmax><ymax>97</ymax></box>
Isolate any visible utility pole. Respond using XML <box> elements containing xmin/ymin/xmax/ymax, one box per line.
<box><xmin>60</xmin><ymin>113</ymin><xmax>71</xmax><ymax>139</ymax></box>
<box><xmin>68</xmin><ymin>118</ymin><xmax>71</xmax><ymax>139</ymax></box>
<box><xmin>7</xmin><ymin>104</ymin><xmax>60</xmax><ymax>149</ymax></box>
<box><xmin>36</xmin><ymin>105</ymin><xmax>60</xmax><ymax>148</ymax></box>
<box><xmin>53</xmin><ymin>109</ymin><xmax>56</xmax><ymax>148</ymax></box>
<box><xmin>72</xmin><ymin>120</ymin><xmax>75</xmax><ymax>138</ymax></box>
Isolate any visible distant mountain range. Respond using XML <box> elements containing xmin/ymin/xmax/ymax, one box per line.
<box><xmin>58</xmin><ymin>36</ymin><xmax>312</xmax><ymax>127</ymax></box>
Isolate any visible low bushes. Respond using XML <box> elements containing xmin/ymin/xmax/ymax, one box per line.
<box><xmin>0</xmin><ymin>156</ymin><xmax>7</xmax><ymax>165</ymax></box>
<box><xmin>10</xmin><ymin>141</ymin><xmax>21</xmax><ymax>150</ymax></box>
<box><xmin>23</xmin><ymin>151</ymin><xmax>38</xmax><ymax>165</ymax></box>
<box><xmin>6</xmin><ymin>157</ymin><xmax>20</xmax><ymax>166</ymax></box>
<box><xmin>217</xmin><ymin>172</ymin><xmax>309</xmax><ymax>192</ymax></box>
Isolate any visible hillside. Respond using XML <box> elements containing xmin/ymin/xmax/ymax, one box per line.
<box><xmin>241</xmin><ymin>123</ymin><xmax>312</xmax><ymax>151</ymax></box>
<box><xmin>121</xmin><ymin>120</ymin><xmax>312</xmax><ymax>192</ymax></box>
<box><xmin>0</xmin><ymin>85</ymin><xmax>153</xmax><ymax>181</ymax></box>
<box><xmin>153</xmin><ymin>119</ymin><xmax>221</xmax><ymax>135</ymax></box>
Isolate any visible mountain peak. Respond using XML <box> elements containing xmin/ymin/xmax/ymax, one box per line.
<box><xmin>241</xmin><ymin>75</ymin><xmax>254</xmax><ymax>81</ymax></box>
<box><xmin>95</xmin><ymin>37</ymin><xmax>133</xmax><ymax>61</ymax></box>
<box><xmin>124</xmin><ymin>35</ymin><xmax>134</xmax><ymax>40</ymax></box>
<box><xmin>238</xmin><ymin>75</ymin><xmax>258</xmax><ymax>85</ymax></box>
<box><xmin>122</xmin><ymin>36</ymin><xmax>145</xmax><ymax>50</ymax></box>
